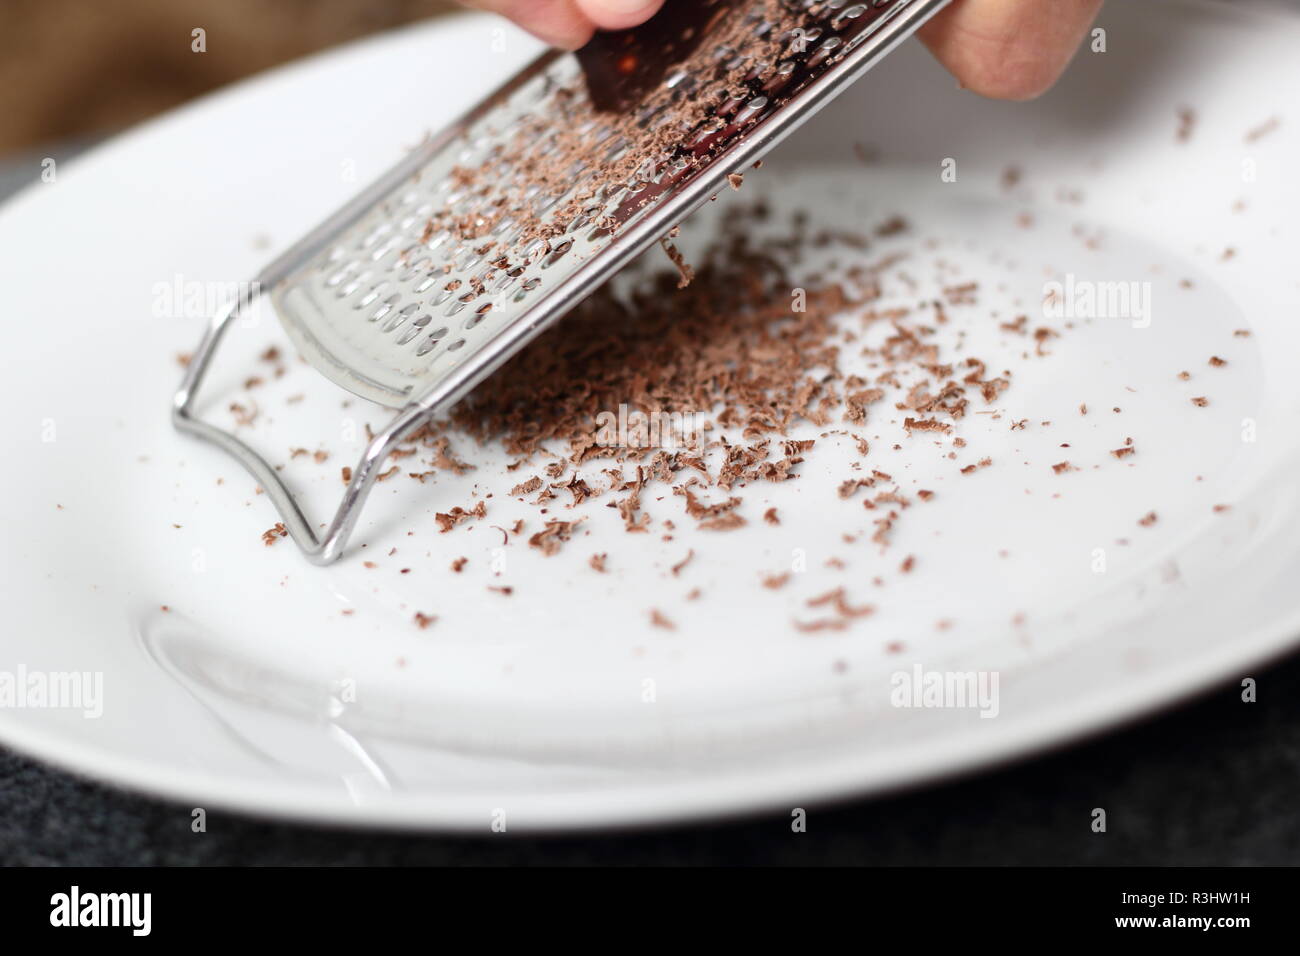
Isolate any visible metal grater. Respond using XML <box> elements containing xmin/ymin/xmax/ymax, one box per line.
<box><xmin>173</xmin><ymin>0</ymin><xmax>951</xmax><ymax>563</ymax></box>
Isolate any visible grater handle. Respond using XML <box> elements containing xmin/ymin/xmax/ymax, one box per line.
<box><xmin>172</xmin><ymin>288</ymin><xmax>431</xmax><ymax>564</ymax></box>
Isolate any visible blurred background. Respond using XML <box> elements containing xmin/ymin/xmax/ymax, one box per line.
<box><xmin>5</xmin><ymin>0</ymin><xmax>1294</xmax><ymax>161</ymax></box>
<box><xmin>3</xmin><ymin>0</ymin><xmax>1295</xmax><ymax>158</ymax></box>
<box><xmin>0</xmin><ymin>0</ymin><xmax>458</xmax><ymax>155</ymax></box>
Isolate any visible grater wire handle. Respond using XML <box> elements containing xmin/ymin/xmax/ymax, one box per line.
<box><xmin>172</xmin><ymin>289</ymin><xmax>430</xmax><ymax>564</ymax></box>
<box><xmin>172</xmin><ymin>0</ymin><xmax>955</xmax><ymax>563</ymax></box>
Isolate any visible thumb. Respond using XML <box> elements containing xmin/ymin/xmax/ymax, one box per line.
<box><xmin>574</xmin><ymin>0</ymin><xmax>665</xmax><ymax>32</ymax></box>
<box><xmin>919</xmin><ymin>0</ymin><xmax>1104</xmax><ymax>101</ymax></box>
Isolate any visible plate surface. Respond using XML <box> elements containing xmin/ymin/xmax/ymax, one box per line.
<box><xmin>2</xmin><ymin>1</ymin><xmax>1299</xmax><ymax>831</ymax></box>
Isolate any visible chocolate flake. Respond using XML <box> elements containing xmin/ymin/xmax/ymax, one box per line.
<box><xmin>649</xmin><ymin>609</ymin><xmax>676</xmax><ymax>630</ymax></box>
<box><xmin>435</xmin><ymin>501</ymin><xmax>487</xmax><ymax>533</ymax></box>
<box><xmin>529</xmin><ymin>518</ymin><xmax>585</xmax><ymax>555</ymax></box>
<box><xmin>670</xmin><ymin>549</ymin><xmax>695</xmax><ymax>577</ymax></box>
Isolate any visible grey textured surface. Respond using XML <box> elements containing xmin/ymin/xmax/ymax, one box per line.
<box><xmin>4</xmin><ymin>88</ymin><xmax>1300</xmax><ymax>864</ymax></box>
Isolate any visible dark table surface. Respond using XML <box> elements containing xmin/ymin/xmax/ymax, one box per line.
<box><xmin>4</xmin><ymin>109</ymin><xmax>1299</xmax><ymax>866</ymax></box>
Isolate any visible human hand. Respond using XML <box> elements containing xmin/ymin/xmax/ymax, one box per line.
<box><xmin>459</xmin><ymin>0</ymin><xmax>666</xmax><ymax>50</ymax></box>
<box><xmin>917</xmin><ymin>0</ymin><xmax>1105</xmax><ymax>100</ymax></box>
<box><xmin>457</xmin><ymin>0</ymin><xmax>1104</xmax><ymax>100</ymax></box>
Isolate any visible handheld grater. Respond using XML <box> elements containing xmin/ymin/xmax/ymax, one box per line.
<box><xmin>173</xmin><ymin>0</ymin><xmax>952</xmax><ymax>563</ymax></box>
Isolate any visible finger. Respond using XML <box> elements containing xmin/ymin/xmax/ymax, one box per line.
<box><xmin>918</xmin><ymin>0</ymin><xmax>1104</xmax><ymax>100</ymax></box>
<box><xmin>471</xmin><ymin>0</ymin><xmax>598</xmax><ymax>50</ymax></box>
<box><xmin>573</xmin><ymin>0</ymin><xmax>665</xmax><ymax>31</ymax></box>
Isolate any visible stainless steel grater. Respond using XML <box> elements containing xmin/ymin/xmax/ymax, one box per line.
<box><xmin>173</xmin><ymin>0</ymin><xmax>951</xmax><ymax>563</ymax></box>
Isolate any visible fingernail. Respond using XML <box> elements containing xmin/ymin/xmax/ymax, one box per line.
<box><xmin>599</xmin><ymin>0</ymin><xmax>659</xmax><ymax>14</ymax></box>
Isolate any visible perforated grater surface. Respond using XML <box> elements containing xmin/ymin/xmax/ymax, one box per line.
<box><xmin>173</xmin><ymin>0</ymin><xmax>951</xmax><ymax>563</ymax></box>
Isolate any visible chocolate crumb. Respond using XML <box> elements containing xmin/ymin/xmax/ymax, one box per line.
<box><xmin>435</xmin><ymin>501</ymin><xmax>487</xmax><ymax>533</ymax></box>
<box><xmin>658</xmin><ymin>236</ymin><xmax>694</xmax><ymax>289</ymax></box>
<box><xmin>649</xmin><ymin>609</ymin><xmax>676</xmax><ymax>630</ymax></box>
<box><xmin>529</xmin><ymin>518</ymin><xmax>584</xmax><ymax>555</ymax></box>
<box><xmin>670</xmin><ymin>549</ymin><xmax>694</xmax><ymax>577</ymax></box>
<box><xmin>875</xmin><ymin>215</ymin><xmax>908</xmax><ymax>237</ymax></box>
<box><xmin>511</xmin><ymin>476</ymin><xmax>543</xmax><ymax>497</ymax></box>
<box><xmin>699</xmin><ymin>512</ymin><xmax>746</xmax><ymax>531</ymax></box>
<box><xmin>1245</xmin><ymin>116</ymin><xmax>1280</xmax><ymax>143</ymax></box>
<box><xmin>806</xmin><ymin>587</ymin><xmax>874</xmax><ymax>619</ymax></box>
<box><xmin>793</xmin><ymin>618</ymin><xmax>849</xmax><ymax>633</ymax></box>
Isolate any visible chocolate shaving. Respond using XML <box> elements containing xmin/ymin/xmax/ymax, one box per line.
<box><xmin>658</xmin><ymin>237</ymin><xmax>694</xmax><ymax>289</ymax></box>
<box><xmin>511</xmin><ymin>476</ymin><xmax>543</xmax><ymax>496</ymax></box>
<box><xmin>670</xmin><ymin>549</ymin><xmax>695</xmax><ymax>577</ymax></box>
<box><xmin>649</xmin><ymin>609</ymin><xmax>676</xmax><ymax>630</ymax></box>
<box><xmin>435</xmin><ymin>501</ymin><xmax>487</xmax><ymax>533</ymax></box>
<box><xmin>529</xmin><ymin>518</ymin><xmax>585</xmax><ymax>555</ymax></box>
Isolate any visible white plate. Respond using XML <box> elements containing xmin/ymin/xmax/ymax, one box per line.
<box><xmin>2</xmin><ymin>0</ymin><xmax>1299</xmax><ymax>832</ymax></box>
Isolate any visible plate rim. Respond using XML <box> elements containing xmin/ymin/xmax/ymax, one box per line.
<box><xmin>1</xmin><ymin>608</ymin><xmax>1297</xmax><ymax>831</ymax></box>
